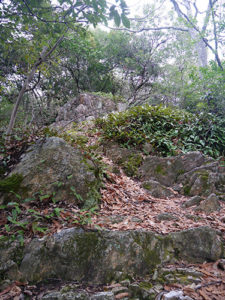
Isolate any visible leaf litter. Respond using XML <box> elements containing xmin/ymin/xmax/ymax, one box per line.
<box><xmin>1</xmin><ymin>128</ymin><xmax>225</xmax><ymax>299</ymax></box>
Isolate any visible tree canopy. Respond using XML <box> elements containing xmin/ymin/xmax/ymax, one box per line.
<box><xmin>0</xmin><ymin>0</ymin><xmax>225</xmax><ymax>136</ymax></box>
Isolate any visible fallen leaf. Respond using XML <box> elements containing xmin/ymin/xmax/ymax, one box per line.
<box><xmin>199</xmin><ymin>289</ymin><xmax>211</xmax><ymax>300</ymax></box>
<box><xmin>115</xmin><ymin>292</ymin><xmax>130</xmax><ymax>299</ymax></box>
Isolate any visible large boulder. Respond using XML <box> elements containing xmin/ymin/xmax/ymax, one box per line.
<box><xmin>196</xmin><ymin>193</ymin><xmax>221</xmax><ymax>213</ymax></box>
<box><xmin>56</xmin><ymin>93</ymin><xmax>127</xmax><ymax>124</ymax></box>
<box><xmin>3</xmin><ymin>137</ymin><xmax>101</xmax><ymax>207</ymax></box>
<box><xmin>0</xmin><ymin>239</ymin><xmax>22</xmax><ymax>284</ymax></box>
<box><xmin>171</xmin><ymin>226</ymin><xmax>222</xmax><ymax>262</ymax></box>
<box><xmin>142</xmin><ymin>180</ymin><xmax>176</xmax><ymax>198</ymax></box>
<box><xmin>138</xmin><ymin>152</ymin><xmax>205</xmax><ymax>187</ymax></box>
<box><xmin>103</xmin><ymin>142</ymin><xmax>143</xmax><ymax>177</ymax></box>
<box><xmin>178</xmin><ymin>161</ymin><xmax>225</xmax><ymax>197</ymax></box>
<box><xmin>18</xmin><ymin>226</ymin><xmax>222</xmax><ymax>284</ymax></box>
<box><xmin>139</xmin><ymin>152</ymin><xmax>225</xmax><ymax>197</ymax></box>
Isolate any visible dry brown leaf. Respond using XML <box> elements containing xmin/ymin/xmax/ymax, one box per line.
<box><xmin>198</xmin><ymin>269</ymin><xmax>216</xmax><ymax>278</ymax></box>
<box><xmin>199</xmin><ymin>289</ymin><xmax>211</xmax><ymax>300</ymax></box>
<box><xmin>183</xmin><ymin>286</ymin><xmax>195</xmax><ymax>293</ymax></box>
<box><xmin>115</xmin><ymin>292</ymin><xmax>130</xmax><ymax>299</ymax></box>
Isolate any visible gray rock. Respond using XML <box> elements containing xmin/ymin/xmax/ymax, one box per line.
<box><xmin>172</xmin><ymin>183</ymin><xmax>183</xmax><ymax>193</ymax></box>
<box><xmin>139</xmin><ymin>152</ymin><xmax>205</xmax><ymax>187</ymax></box>
<box><xmin>143</xmin><ymin>142</ymin><xmax>153</xmax><ymax>154</ymax></box>
<box><xmin>117</xmin><ymin>102</ymin><xmax>127</xmax><ymax>112</ymax></box>
<box><xmin>120</xmin><ymin>279</ymin><xmax>130</xmax><ymax>287</ymax></box>
<box><xmin>139</xmin><ymin>152</ymin><xmax>224</xmax><ymax>197</ymax></box>
<box><xmin>42</xmin><ymin>291</ymin><xmax>89</xmax><ymax>300</ymax></box>
<box><xmin>103</xmin><ymin>142</ymin><xmax>142</xmax><ymax>177</ymax></box>
<box><xmin>17</xmin><ymin>226</ymin><xmax>222</xmax><ymax>284</ymax></box>
<box><xmin>182</xmin><ymin>196</ymin><xmax>204</xmax><ymax>208</ymax></box>
<box><xmin>129</xmin><ymin>282</ymin><xmax>157</xmax><ymax>299</ymax></box>
<box><xmin>174</xmin><ymin>152</ymin><xmax>205</xmax><ymax>174</ymax></box>
<box><xmin>111</xmin><ymin>286</ymin><xmax>129</xmax><ymax>295</ymax></box>
<box><xmin>131</xmin><ymin>216</ymin><xmax>142</xmax><ymax>223</ymax></box>
<box><xmin>170</xmin><ymin>226</ymin><xmax>222</xmax><ymax>262</ymax></box>
<box><xmin>162</xmin><ymin>290</ymin><xmax>193</xmax><ymax>300</ymax></box>
<box><xmin>179</xmin><ymin>163</ymin><xmax>225</xmax><ymax>197</ymax></box>
<box><xmin>0</xmin><ymin>240</ymin><xmax>22</xmax><ymax>282</ymax></box>
<box><xmin>197</xmin><ymin>193</ymin><xmax>221</xmax><ymax>213</ymax></box>
<box><xmin>90</xmin><ymin>292</ymin><xmax>114</xmax><ymax>300</ymax></box>
<box><xmin>156</xmin><ymin>213</ymin><xmax>179</xmax><ymax>222</ymax></box>
<box><xmin>162</xmin><ymin>290</ymin><xmax>183</xmax><ymax>300</ymax></box>
<box><xmin>56</xmin><ymin>93</ymin><xmax>126</xmax><ymax>124</ymax></box>
<box><xmin>142</xmin><ymin>180</ymin><xmax>175</xmax><ymax>198</ymax></box>
<box><xmin>217</xmin><ymin>259</ymin><xmax>225</xmax><ymax>270</ymax></box>
<box><xmin>139</xmin><ymin>156</ymin><xmax>176</xmax><ymax>187</ymax></box>
<box><xmin>159</xmin><ymin>267</ymin><xmax>202</xmax><ymax>285</ymax></box>
<box><xmin>7</xmin><ymin>137</ymin><xmax>101</xmax><ymax>208</ymax></box>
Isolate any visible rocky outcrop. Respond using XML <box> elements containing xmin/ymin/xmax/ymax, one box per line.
<box><xmin>139</xmin><ymin>151</ymin><xmax>225</xmax><ymax>198</ymax></box>
<box><xmin>0</xmin><ymin>240</ymin><xmax>22</xmax><ymax>283</ymax></box>
<box><xmin>0</xmin><ymin>227</ymin><xmax>223</xmax><ymax>298</ymax></box>
<box><xmin>139</xmin><ymin>152</ymin><xmax>206</xmax><ymax>187</ymax></box>
<box><xmin>195</xmin><ymin>193</ymin><xmax>221</xmax><ymax>213</ymax></box>
<box><xmin>103</xmin><ymin>142</ymin><xmax>143</xmax><ymax>177</ymax></box>
<box><xmin>56</xmin><ymin>93</ymin><xmax>127</xmax><ymax>124</ymax></box>
<box><xmin>2</xmin><ymin>137</ymin><xmax>101</xmax><ymax>208</ymax></box>
<box><xmin>42</xmin><ymin>290</ymin><xmax>115</xmax><ymax>300</ymax></box>
<box><xmin>142</xmin><ymin>180</ymin><xmax>176</xmax><ymax>198</ymax></box>
<box><xmin>182</xmin><ymin>196</ymin><xmax>204</xmax><ymax>208</ymax></box>
<box><xmin>17</xmin><ymin>226</ymin><xmax>222</xmax><ymax>284</ymax></box>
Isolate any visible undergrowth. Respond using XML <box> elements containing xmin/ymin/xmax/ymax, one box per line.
<box><xmin>96</xmin><ymin>104</ymin><xmax>225</xmax><ymax>158</ymax></box>
<box><xmin>0</xmin><ymin>125</ymin><xmax>105</xmax><ymax>245</ymax></box>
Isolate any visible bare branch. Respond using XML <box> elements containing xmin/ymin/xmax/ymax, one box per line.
<box><xmin>170</xmin><ymin>0</ymin><xmax>223</xmax><ymax>70</ymax></box>
<box><xmin>107</xmin><ymin>25</ymin><xmax>188</xmax><ymax>33</ymax></box>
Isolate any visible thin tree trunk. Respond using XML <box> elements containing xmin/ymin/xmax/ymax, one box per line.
<box><xmin>5</xmin><ymin>33</ymin><xmax>65</xmax><ymax>140</ymax></box>
<box><xmin>6</xmin><ymin>64</ymin><xmax>40</xmax><ymax>137</ymax></box>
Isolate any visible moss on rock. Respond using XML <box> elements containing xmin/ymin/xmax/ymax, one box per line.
<box><xmin>0</xmin><ymin>174</ymin><xmax>23</xmax><ymax>193</ymax></box>
<box><xmin>155</xmin><ymin>165</ymin><xmax>167</xmax><ymax>176</ymax></box>
<box><xmin>122</xmin><ymin>154</ymin><xmax>143</xmax><ymax>177</ymax></box>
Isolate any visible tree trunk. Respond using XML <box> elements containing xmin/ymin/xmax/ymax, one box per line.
<box><xmin>5</xmin><ymin>34</ymin><xmax>65</xmax><ymax>140</ymax></box>
<box><xmin>5</xmin><ymin>64</ymin><xmax>39</xmax><ymax>137</ymax></box>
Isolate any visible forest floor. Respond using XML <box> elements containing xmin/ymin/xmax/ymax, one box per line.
<box><xmin>1</xmin><ymin>125</ymin><xmax>225</xmax><ymax>299</ymax></box>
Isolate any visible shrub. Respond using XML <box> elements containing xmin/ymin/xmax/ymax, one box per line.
<box><xmin>96</xmin><ymin>104</ymin><xmax>225</xmax><ymax>158</ymax></box>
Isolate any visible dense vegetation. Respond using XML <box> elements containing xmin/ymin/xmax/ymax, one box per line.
<box><xmin>0</xmin><ymin>0</ymin><xmax>224</xmax><ymax>172</ymax></box>
<box><xmin>1</xmin><ymin>0</ymin><xmax>225</xmax><ymax>136</ymax></box>
<box><xmin>96</xmin><ymin>105</ymin><xmax>225</xmax><ymax>158</ymax></box>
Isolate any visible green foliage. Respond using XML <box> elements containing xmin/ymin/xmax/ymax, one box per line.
<box><xmin>122</xmin><ymin>154</ymin><xmax>143</xmax><ymax>177</ymax></box>
<box><xmin>187</xmin><ymin>62</ymin><xmax>225</xmax><ymax>116</ymax></box>
<box><xmin>0</xmin><ymin>173</ymin><xmax>23</xmax><ymax>193</ymax></box>
<box><xmin>96</xmin><ymin>104</ymin><xmax>225</xmax><ymax>158</ymax></box>
<box><xmin>73</xmin><ymin>206</ymin><xmax>99</xmax><ymax>226</ymax></box>
<box><xmin>92</xmin><ymin>91</ymin><xmax>126</xmax><ymax>103</ymax></box>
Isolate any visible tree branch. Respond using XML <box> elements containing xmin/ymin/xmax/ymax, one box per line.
<box><xmin>170</xmin><ymin>0</ymin><xmax>223</xmax><ymax>70</ymax></box>
<box><xmin>25</xmin><ymin>71</ymin><xmax>41</xmax><ymax>92</ymax></box>
<box><xmin>107</xmin><ymin>25</ymin><xmax>188</xmax><ymax>33</ymax></box>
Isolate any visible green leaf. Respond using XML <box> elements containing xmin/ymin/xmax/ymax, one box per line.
<box><xmin>113</xmin><ymin>10</ymin><xmax>121</xmax><ymax>27</ymax></box>
<box><xmin>54</xmin><ymin>207</ymin><xmax>61</xmax><ymax>217</ymax></box>
<box><xmin>40</xmin><ymin>194</ymin><xmax>50</xmax><ymax>201</ymax></box>
<box><xmin>121</xmin><ymin>14</ymin><xmax>130</xmax><ymax>28</ymax></box>
<box><xmin>5</xmin><ymin>224</ymin><xmax>11</xmax><ymax>232</ymax></box>
<box><xmin>17</xmin><ymin>234</ymin><xmax>24</xmax><ymax>246</ymax></box>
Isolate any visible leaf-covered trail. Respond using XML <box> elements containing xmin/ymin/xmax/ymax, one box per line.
<box><xmin>91</xmin><ymin>157</ymin><xmax>225</xmax><ymax>238</ymax></box>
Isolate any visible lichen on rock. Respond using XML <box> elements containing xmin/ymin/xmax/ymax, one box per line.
<box><xmin>7</xmin><ymin>137</ymin><xmax>101</xmax><ymax>207</ymax></box>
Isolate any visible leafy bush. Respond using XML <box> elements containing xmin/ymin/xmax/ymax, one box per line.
<box><xmin>96</xmin><ymin>104</ymin><xmax>225</xmax><ymax>158</ymax></box>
